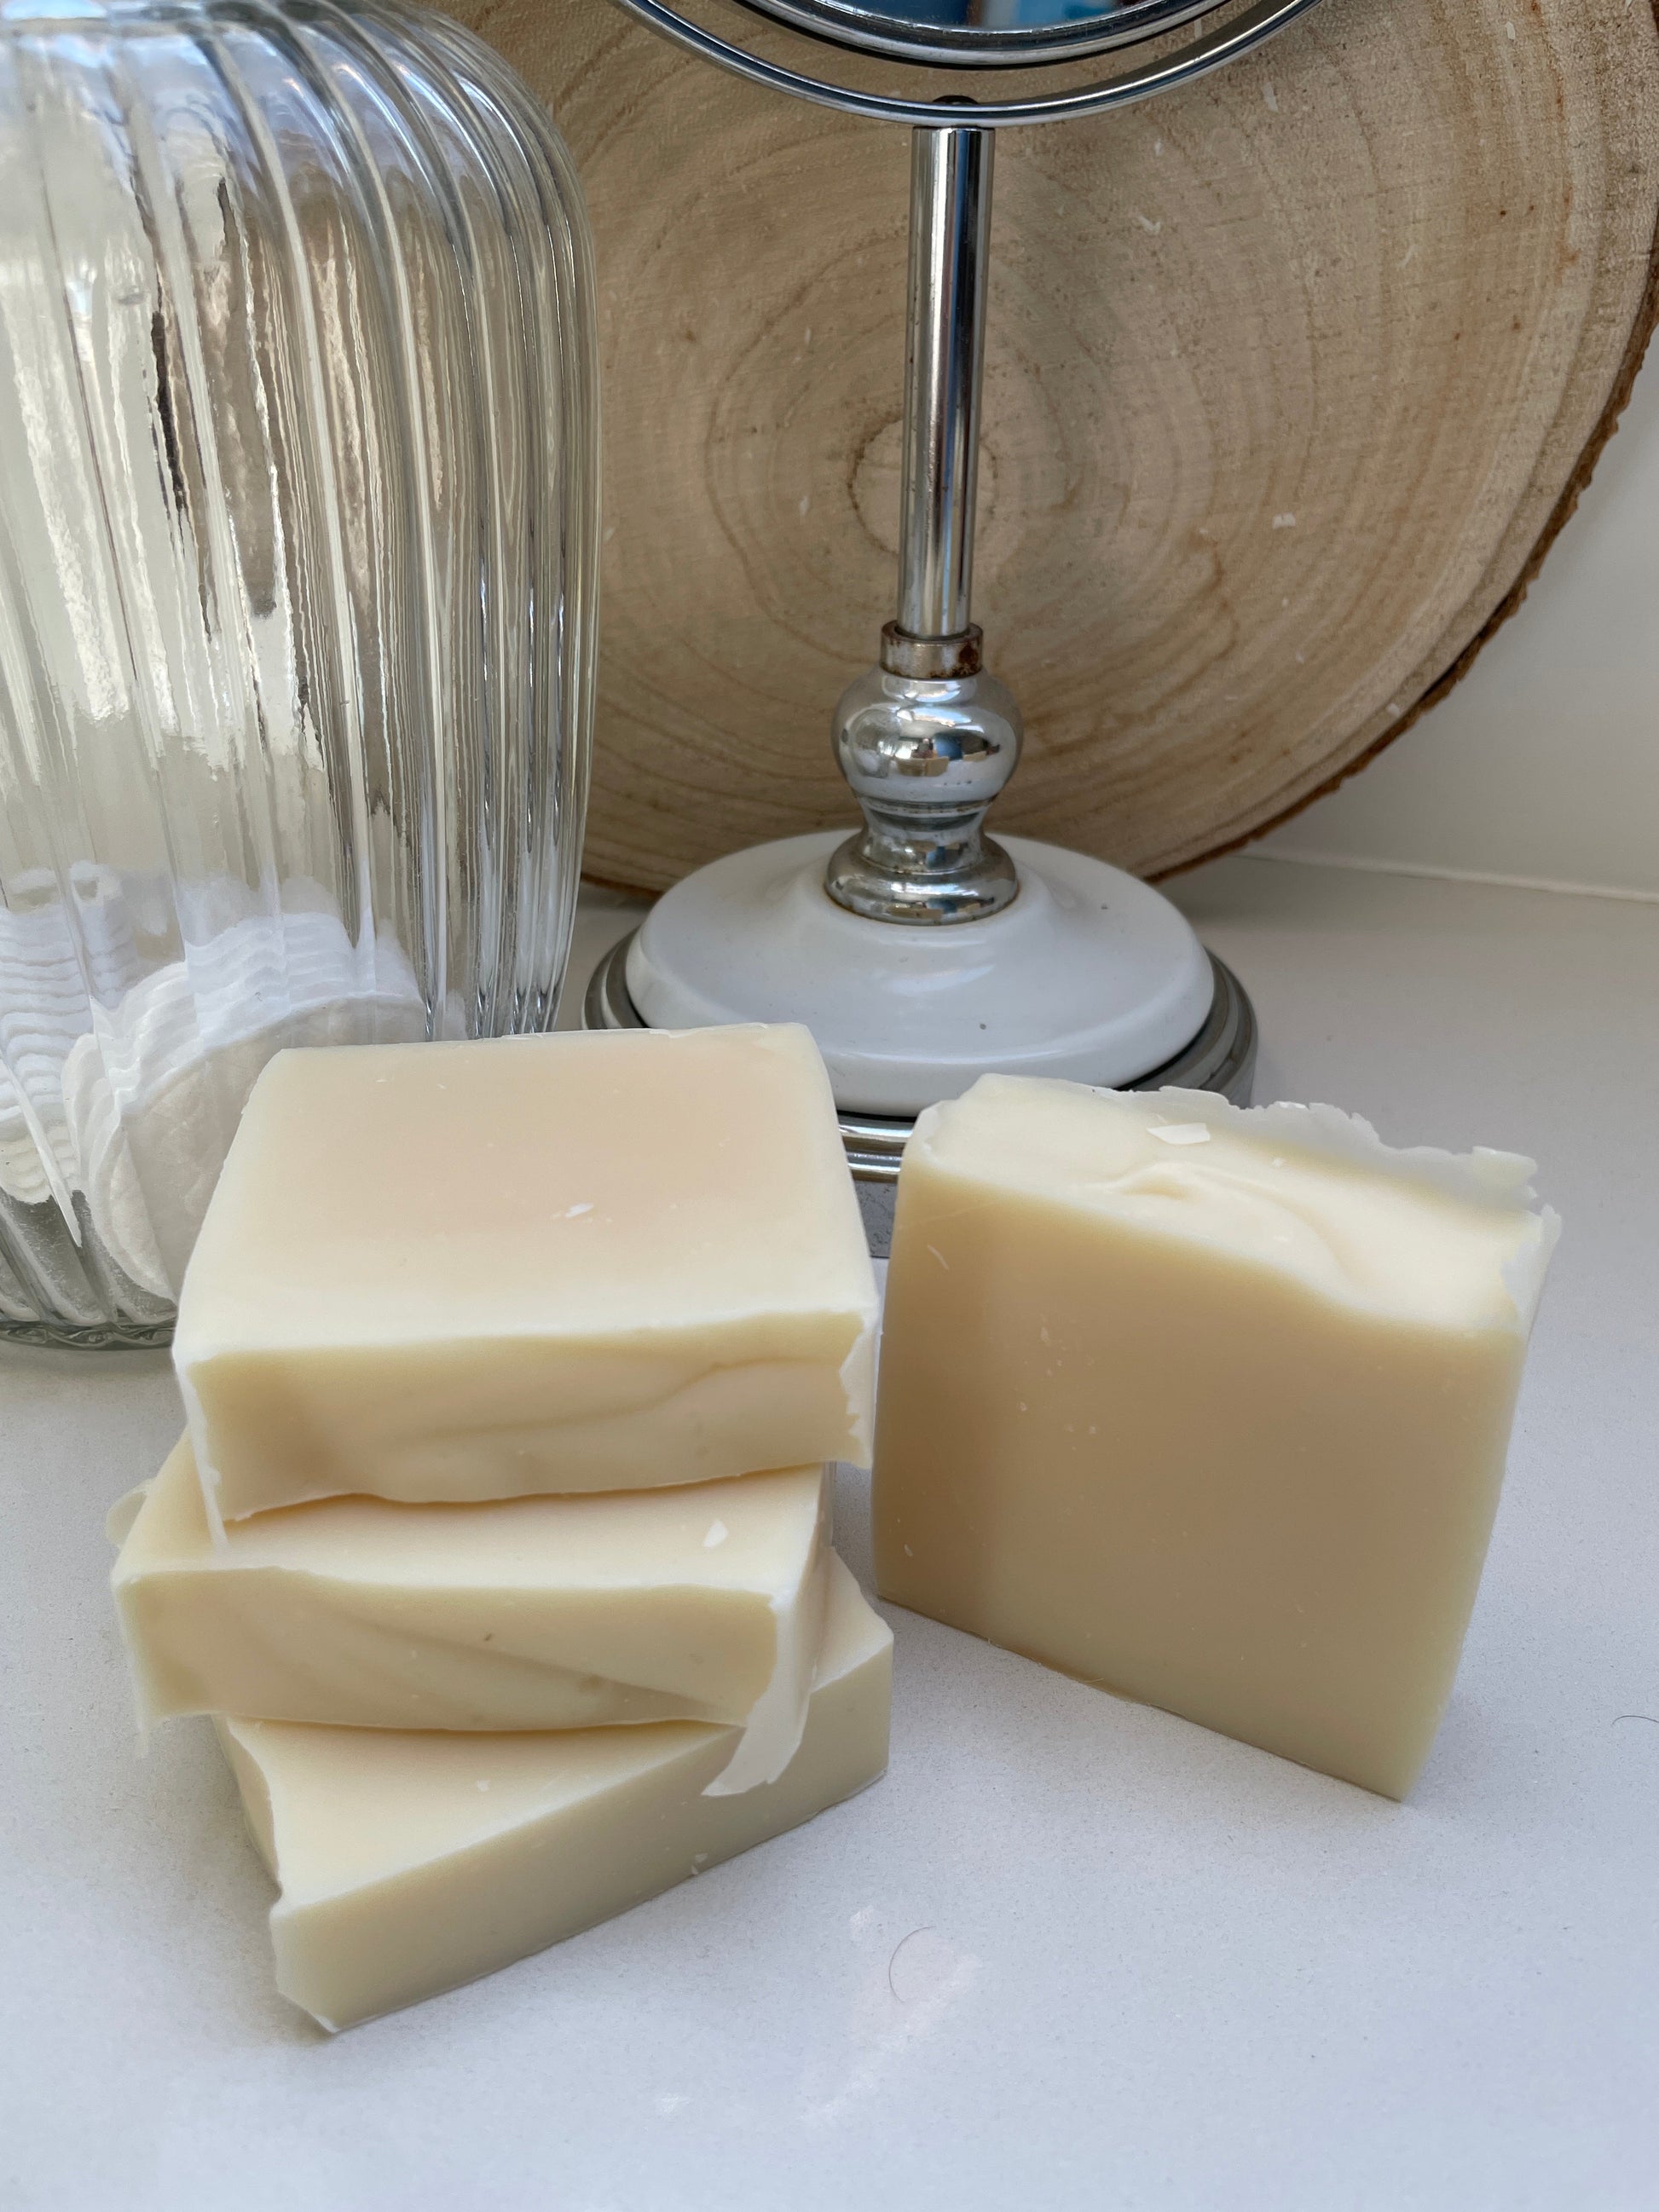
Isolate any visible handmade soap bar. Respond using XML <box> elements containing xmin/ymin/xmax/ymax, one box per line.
<box><xmin>174</xmin><ymin>1025</ymin><xmax>877</xmax><ymax>1525</ymax></box>
<box><xmin>873</xmin><ymin>1078</ymin><xmax>1558</xmax><ymax>1799</ymax></box>
<box><xmin>217</xmin><ymin>1556</ymin><xmax>891</xmax><ymax>2030</ymax></box>
<box><xmin>112</xmin><ymin>1440</ymin><xmax>829</xmax><ymax>1793</ymax></box>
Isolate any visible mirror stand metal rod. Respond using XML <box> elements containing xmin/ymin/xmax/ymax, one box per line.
<box><xmin>827</xmin><ymin>111</ymin><xmax>1021</xmax><ymax>925</ymax></box>
<box><xmin>891</xmin><ymin>118</ymin><xmax>993</xmax><ymax>663</ymax></box>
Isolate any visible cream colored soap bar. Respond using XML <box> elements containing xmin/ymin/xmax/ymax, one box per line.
<box><xmin>874</xmin><ymin>1078</ymin><xmax>1559</xmax><ymax>1799</ymax></box>
<box><xmin>217</xmin><ymin>1556</ymin><xmax>891</xmax><ymax>2031</ymax></box>
<box><xmin>112</xmin><ymin>1439</ymin><xmax>829</xmax><ymax>1793</ymax></box>
<box><xmin>173</xmin><ymin>1025</ymin><xmax>877</xmax><ymax>1525</ymax></box>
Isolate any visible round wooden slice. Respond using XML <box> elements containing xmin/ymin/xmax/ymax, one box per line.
<box><xmin>454</xmin><ymin>0</ymin><xmax>1659</xmax><ymax>890</ymax></box>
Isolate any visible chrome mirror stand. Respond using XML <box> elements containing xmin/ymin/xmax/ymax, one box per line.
<box><xmin>586</xmin><ymin>0</ymin><xmax>1321</xmax><ymax>1240</ymax></box>
<box><xmin>825</xmin><ymin>124</ymin><xmax>1020</xmax><ymax>928</ymax></box>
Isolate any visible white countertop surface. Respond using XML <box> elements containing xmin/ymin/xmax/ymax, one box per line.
<box><xmin>3</xmin><ymin>856</ymin><xmax>1655</xmax><ymax>2212</ymax></box>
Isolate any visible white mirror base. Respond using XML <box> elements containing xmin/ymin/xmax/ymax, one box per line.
<box><xmin>622</xmin><ymin>830</ymin><xmax>1217</xmax><ymax>1117</ymax></box>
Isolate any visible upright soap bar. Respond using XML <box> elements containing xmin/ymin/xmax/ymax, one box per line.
<box><xmin>174</xmin><ymin>1025</ymin><xmax>877</xmax><ymax>1525</ymax></box>
<box><xmin>112</xmin><ymin>1440</ymin><xmax>829</xmax><ymax>1793</ymax></box>
<box><xmin>873</xmin><ymin>1078</ymin><xmax>1559</xmax><ymax>1799</ymax></box>
<box><xmin>217</xmin><ymin>1557</ymin><xmax>893</xmax><ymax>2031</ymax></box>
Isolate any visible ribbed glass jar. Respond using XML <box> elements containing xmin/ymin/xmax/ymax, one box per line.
<box><xmin>0</xmin><ymin>0</ymin><xmax>598</xmax><ymax>1345</ymax></box>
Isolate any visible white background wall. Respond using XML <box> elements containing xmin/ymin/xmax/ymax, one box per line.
<box><xmin>1252</xmin><ymin>344</ymin><xmax>1659</xmax><ymax>900</ymax></box>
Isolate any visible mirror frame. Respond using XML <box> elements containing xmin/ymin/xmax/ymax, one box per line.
<box><xmin>604</xmin><ymin>0</ymin><xmax>1324</xmax><ymax>124</ymax></box>
<box><xmin>723</xmin><ymin>0</ymin><xmax>1233</xmax><ymax>72</ymax></box>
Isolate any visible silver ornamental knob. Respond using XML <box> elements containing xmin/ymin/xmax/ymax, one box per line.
<box><xmin>826</xmin><ymin>622</ymin><xmax>1023</xmax><ymax>925</ymax></box>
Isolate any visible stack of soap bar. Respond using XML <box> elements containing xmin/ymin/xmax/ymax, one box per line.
<box><xmin>873</xmin><ymin>1077</ymin><xmax>1558</xmax><ymax>1799</ymax></box>
<box><xmin>113</xmin><ymin>1024</ymin><xmax>887</xmax><ymax>2028</ymax></box>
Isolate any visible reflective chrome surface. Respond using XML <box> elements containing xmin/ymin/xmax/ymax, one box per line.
<box><xmin>728</xmin><ymin>0</ymin><xmax>1234</xmax><ymax>70</ymax></box>
<box><xmin>825</xmin><ymin>122</ymin><xmax>1017</xmax><ymax>924</ymax></box>
<box><xmin>825</xmin><ymin>642</ymin><xmax>1021</xmax><ymax>923</ymax></box>
<box><xmin>602</xmin><ymin>0</ymin><xmax>1325</xmax><ymax>128</ymax></box>
<box><xmin>897</xmin><ymin>124</ymin><xmax>990</xmax><ymax>643</ymax></box>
